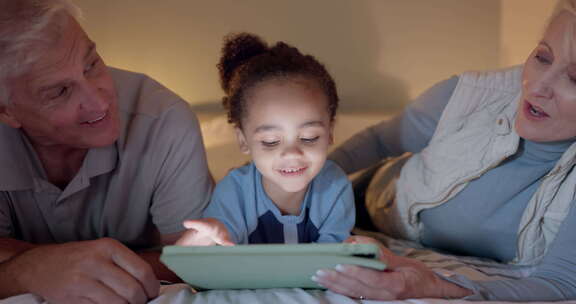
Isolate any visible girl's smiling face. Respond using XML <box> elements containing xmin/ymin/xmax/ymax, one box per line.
<box><xmin>236</xmin><ymin>77</ymin><xmax>333</xmax><ymax>200</ymax></box>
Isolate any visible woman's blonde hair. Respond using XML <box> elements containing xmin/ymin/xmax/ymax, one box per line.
<box><xmin>551</xmin><ymin>0</ymin><xmax>576</xmax><ymax>20</ymax></box>
<box><xmin>546</xmin><ymin>0</ymin><xmax>576</xmax><ymax>60</ymax></box>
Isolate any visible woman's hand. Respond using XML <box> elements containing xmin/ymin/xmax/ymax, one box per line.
<box><xmin>313</xmin><ymin>236</ymin><xmax>472</xmax><ymax>300</ymax></box>
<box><xmin>175</xmin><ymin>218</ymin><xmax>235</xmax><ymax>246</ymax></box>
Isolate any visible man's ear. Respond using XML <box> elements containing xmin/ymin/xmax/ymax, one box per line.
<box><xmin>0</xmin><ymin>104</ymin><xmax>21</xmax><ymax>129</ymax></box>
<box><xmin>235</xmin><ymin>127</ymin><xmax>251</xmax><ymax>154</ymax></box>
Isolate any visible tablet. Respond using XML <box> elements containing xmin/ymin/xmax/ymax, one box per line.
<box><xmin>160</xmin><ymin>243</ymin><xmax>386</xmax><ymax>290</ymax></box>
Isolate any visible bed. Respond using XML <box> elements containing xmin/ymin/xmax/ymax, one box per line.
<box><xmin>3</xmin><ymin>112</ymin><xmax>575</xmax><ymax>304</ymax></box>
<box><xmin>6</xmin><ymin>232</ymin><xmax>574</xmax><ymax>304</ymax></box>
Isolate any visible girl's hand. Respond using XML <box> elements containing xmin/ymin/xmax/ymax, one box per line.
<box><xmin>175</xmin><ymin>218</ymin><xmax>235</xmax><ymax>246</ymax></box>
<box><xmin>315</xmin><ymin>235</ymin><xmax>472</xmax><ymax>300</ymax></box>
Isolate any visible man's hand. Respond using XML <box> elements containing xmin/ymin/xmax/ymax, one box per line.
<box><xmin>175</xmin><ymin>218</ymin><xmax>235</xmax><ymax>246</ymax></box>
<box><xmin>2</xmin><ymin>238</ymin><xmax>159</xmax><ymax>304</ymax></box>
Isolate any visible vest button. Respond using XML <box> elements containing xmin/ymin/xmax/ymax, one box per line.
<box><xmin>497</xmin><ymin>118</ymin><xmax>503</xmax><ymax>125</ymax></box>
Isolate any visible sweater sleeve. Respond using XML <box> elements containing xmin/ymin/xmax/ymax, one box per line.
<box><xmin>443</xmin><ymin>202</ymin><xmax>576</xmax><ymax>301</ymax></box>
<box><xmin>202</xmin><ymin>173</ymin><xmax>248</xmax><ymax>244</ymax></box>
<box><xmin>315</xmin><ymin>173</ymin><xmax>355</xmax><ymax>243</ymax></box>
<box><xmin>329</xmin><ymin>76</ymin><xmax>458</xmax><ymax>174</ymax></box>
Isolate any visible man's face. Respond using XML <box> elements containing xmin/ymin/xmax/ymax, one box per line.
<box><xmin>0</xmin><ymin>15</ymin><xmax>120</xmax><ymax>149</ymax></box>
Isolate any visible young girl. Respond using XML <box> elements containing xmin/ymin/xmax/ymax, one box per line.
<box><xmin>176</xmin><ymin>33</ymin><xmax>354</xmax><ymax>245</ymax></box>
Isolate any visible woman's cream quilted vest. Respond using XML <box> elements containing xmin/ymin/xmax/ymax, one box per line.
<box><xmin>366</xmin><ymin>66</ymin><xmax>576</xmax><ymax>265</ymax></box>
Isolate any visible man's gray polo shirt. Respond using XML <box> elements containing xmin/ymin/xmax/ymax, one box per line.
<box><xmin>0</xmin><ymin>67</ymin><xmax>212</xmax><ymax>249</ymax></box>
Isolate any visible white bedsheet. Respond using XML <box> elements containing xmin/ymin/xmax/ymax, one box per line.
<box><xmin>0</xmin><ymin>287</ymin><xmax>511</xmax><ymax>304</ymax></box>
<box><xmin>150</xmin><ymin>284</ymin><xmax>576</xmax><ymax>304</ymax></box>
<box><xmin>4</xmin><ymin>234</ymin><xmax>576</xmax><ymax>304</ymax></box>
<box><xmin>5</xmin><ymin>287</ymin><xmax>574</xmax><ymax>304</ymax></box>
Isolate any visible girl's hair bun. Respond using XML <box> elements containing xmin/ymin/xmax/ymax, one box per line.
<box><xmin>218</xmin><ymin>33</ymin><xmax>268</xmax><ymax>93</ymax></box>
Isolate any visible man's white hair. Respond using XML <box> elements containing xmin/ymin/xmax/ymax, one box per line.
<box><xmin>0</xmin><ymin>0</ymin><xmax>81</xmax><ymax>105</ymax></box>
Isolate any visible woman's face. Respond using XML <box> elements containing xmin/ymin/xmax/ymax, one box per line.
<box><xmin>516</xmin><ymin>11</ymin><xmax>576</xmax><ymax>142</ymax></box>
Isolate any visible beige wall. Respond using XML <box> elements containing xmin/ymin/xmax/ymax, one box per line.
<box><xmin>75</xmin><ymin>0</ymin><xmax>554</xmax><ymax>112</ymax></box>
<box><xmin>500</xmin><ymin>0</ymin><xmax>555</xmax><ymax>67</ymax></box>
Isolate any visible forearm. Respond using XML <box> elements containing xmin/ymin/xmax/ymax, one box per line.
<box><xmin>316</xmin><ymin>179</ymin><xmax>355</xmax><ymax>243</ymax></box>
<box><xmin>0</xmin><ymin>257</ymin><xmax>27</xmax><ymax>298</ymax></box>
<box><xmin>329</xmin><ymin>76</ymin><xmax>457</xmax><ymax>174</ymax></box>
<box><xmin>329</xmin><ymin>118</ymin><xmax>403</xmax><ymax>174</ymax></box>
<box><xmin>443</xmin><ymin>274</ymin><xmax>574</xmax><ymax>301</ymax></box>
<box><xmin>434</xmin><ymin>235</ymin><xmax>576</xmax><ymax>302</ymax></box>
<box><xmin>453</xmin><ymin>203</ymin><xmax>574</xmax><ymax>301</ymax></box>
<box><xmin>0</xmin><ymin>238</ymin><xmax>36</xmax><ymax>263</ymax></box>
<box><xmin>461</xmin><ymin>209</ymin><xmax>576</xmax><ymax>301</ymax></box>
<box><xmin>432</xmin><ymin>274</ymin><xmax>473</xmax><ymax>299</ymax></box>
<box><xmin>0</xmin><ymin>239</ymin><xmax>38</xmax><ymax>298</ymax></box>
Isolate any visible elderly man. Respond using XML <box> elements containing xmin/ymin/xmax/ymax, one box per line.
<box><xmin>0</xmin><ymin>0</ymin><xmax>212</xmax><ymax>303</ymax></box>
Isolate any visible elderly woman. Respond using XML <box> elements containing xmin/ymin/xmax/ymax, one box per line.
<box><xmin>314</xmin><ymin>0</ymin><xmax>576</xmax><ymax>301</ymax></box>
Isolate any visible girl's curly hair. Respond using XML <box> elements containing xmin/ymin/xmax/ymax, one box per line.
<box><xmin>217</xmin><ymin>32</ymin><xmax>339</xmax><ymax>129</ymax></box>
